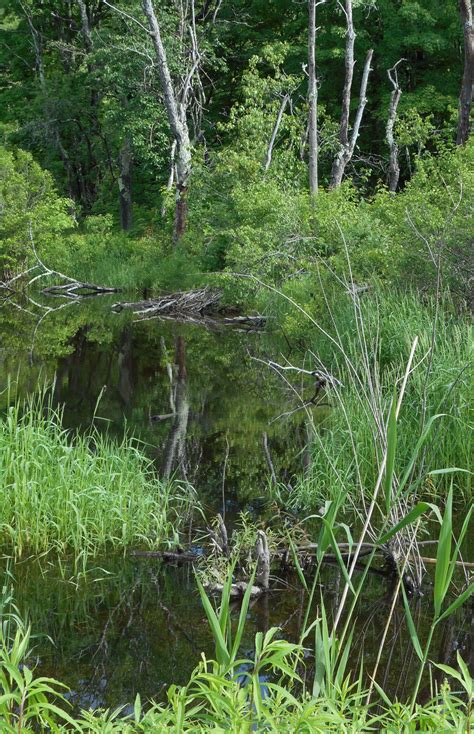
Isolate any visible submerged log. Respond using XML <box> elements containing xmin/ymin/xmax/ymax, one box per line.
<box><xmin>204</xmin><ymin>580</ymin><xmax>263</xmax><ymax>598</ymax></box>
<box><xmin>130</xmin><ymin>549</ymin><xmax>196</xmax><ymax>562</ymax></box>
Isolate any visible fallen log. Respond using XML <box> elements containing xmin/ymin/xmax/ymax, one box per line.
<box><xmin>112</xmin><ymin>288</ymin><xmax>266</xmax><ymax>330</ymax></box>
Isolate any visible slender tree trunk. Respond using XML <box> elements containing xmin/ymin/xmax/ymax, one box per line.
<box><xmin>118</xmin><ymin>137</ymin><xmax>133</xmax><ymax>231</ymax></box>
<box><xmin>457</xmin><ymin>0</ymin><xmax>474</xmax><ymax>145</ymax></box>
<box><xmin>308</xmin><ymin>0</ymin><xmax>318</xmax><ymax>196</ymax></box>
<box><xmin>142</xmin><ymin>0</ymin><xmax>192</xmax><ymax>243</ymax></box>
<box><xmin>23</xmin><ymin>7</ymin><xmax>76</xmax><ymax>199</ymax></box>
<box><xmin>386</xmin><ymin>61</ymin><xmax>403</xmax><ymax>192</ymax></box>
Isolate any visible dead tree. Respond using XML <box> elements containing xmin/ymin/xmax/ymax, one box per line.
<box><xmin>330</xmin><ymin>0</ymin><xmax>373</xmax><ymax>188</ymax></box>
<box><xmin>386</xmin><ymin>60</ymin><xmax>404</xmax><ymax>193</ymax></box>
<box><xmin>457</xmin><ymin>0</ymin><xmax>474</xmax><ymax>145</ymax></box>
<box><xmin>308</xmin><ymin>0</ymin><xmax>319</xmax><ymax>196</ymax></box>
<box><xmin>142</xmin><ymin>0</ymin><xmax>193</xmax><ymax>243</ymax></box>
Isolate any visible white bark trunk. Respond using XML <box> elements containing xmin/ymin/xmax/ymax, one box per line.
<box><xmin>308</xmin><ymin>0</ymin><xmax>318</xmax><ymax>196</ymax></box>
<box><xmin>118</xmin><ymin>137</ymin><xmax>133</xmax><ymax>230</ymax></box>
<box><xmin>142</xmin><ymin>0</ymin><xmax>192</xmax><ymax>241</ymax></box>
<box><xmin>386</xmin><ymin>62</ymin><xmax>403</xmax><ymax>192</ymax></box>
<box><xmin>264</xmin><ymin>94</ymin><xmax>289</xmax><ymax>172</ymax></box>
<box><xmin>330</xmin><ymin>47</ymin><xmax>373</xmax><ymax>188</ymax></box>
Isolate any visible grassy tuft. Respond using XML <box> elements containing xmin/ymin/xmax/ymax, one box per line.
<box><xmin>0</xmin><ymin>395</ymin><xmax>196</xmax><ymax>561</ymax></box>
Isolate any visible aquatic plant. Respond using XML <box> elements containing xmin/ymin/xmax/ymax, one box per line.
<box><xmin>0</xmin><ymin>394</ymin><xmax>197</xmax><ymax>563</ymax></box>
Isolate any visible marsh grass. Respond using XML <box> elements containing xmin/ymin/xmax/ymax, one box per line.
<box><xmin>272</xmin><ymin>287</ymin><xmax>472</xmax><ymax>512</ymax></box>
<box><xmin>0</xmin><ymin>394</ymin><xmax>196</xmax><ymax>562</ymax></box>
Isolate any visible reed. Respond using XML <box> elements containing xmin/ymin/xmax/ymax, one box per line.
<box><xmin>280</xmin><ymin>287</ymin><xmax>472</xmax><ymax>512</ymax></box>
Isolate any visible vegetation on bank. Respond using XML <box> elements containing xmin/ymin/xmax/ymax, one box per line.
<box><xmin>1</xmin><ymin>563</ymin><xmax>472</xmax><ymax>733</ymax></box>
<box><xmin>272</xmin><ymin>288</ymin><xmax>473</xmax><ymax>511</ymax></box>
<box><xmin>0</xmin><ymin>396</ymin><xmax>195</xmax><ymax>561</ymax></box>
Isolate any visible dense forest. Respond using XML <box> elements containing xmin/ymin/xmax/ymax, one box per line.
<box><xmin>0</xmin><ymin>1</ymin><xmax>473</xmax><ymax>732</ymax></box>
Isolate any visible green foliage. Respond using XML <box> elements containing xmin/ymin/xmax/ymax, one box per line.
<box><xmin>0</xmin><ymin>146</ymin><xmax>73</xmax><ymax>274</ymax></box>
<box><xmin>0</xmin><ymin>392</ymin><xmax>196</xmax><ymax>561</ymax></box>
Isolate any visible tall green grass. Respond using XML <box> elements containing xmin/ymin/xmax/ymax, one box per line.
<box><xmin>278</xmin><ymin>288</ymin><xmax>472</xmax><ymax>511</ymax></box>
<box><xmin>0</xmin><ymin>396</ymin><xmax>196</xmax><ymax>560</ymax></box>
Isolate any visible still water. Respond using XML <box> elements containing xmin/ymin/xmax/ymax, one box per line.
<box><xmin>0</xmin><ymin>295</ymin><xmax>472</xmax><ymax>711</ymax></box>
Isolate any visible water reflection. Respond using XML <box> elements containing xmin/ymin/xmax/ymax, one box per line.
<box><xmin>0</xmin><ymin>297</ymin><xmax>311</xmax><ymax>512</ymax></box>
<box><xmin>0</xmin><ymin>299</ymin><xmax>472</xmax><ymax>712</ymax></box>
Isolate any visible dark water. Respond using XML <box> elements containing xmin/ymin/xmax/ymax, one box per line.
<box><xmin>0</xmin><ymin>295</ymin><xmax>472</xmax><ymax>711</ymax></box>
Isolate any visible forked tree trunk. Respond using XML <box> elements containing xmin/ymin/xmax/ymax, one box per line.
<box><xmin>118</xmin><ymin>137</ymin><xmax>133</xmax><ymax>231</ymax></box>
<box><xmin>329</xmin><ymin>0</ymin><xmax>373</xmax><ymax>188</ymax></box>
<box><xmin>142</xmin><ymin>0</ymin><xmax>192</xmax><ymax>243</ymax></box>
<box><xmin>457</xmin><ymin>0</ymin><xmax>474</xmax><ymax>145</ymax></box>
<box><xmin>308</xmin><ymin>0</ymin><xmax>318</xmax><ymax>196</ymax></box>
<box><xmin>330</xmin><ymin>49</ymin><xmax>373</xmax><ymax>188</ymax></box>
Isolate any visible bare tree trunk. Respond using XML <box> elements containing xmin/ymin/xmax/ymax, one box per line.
<box><xmin>386</xmin><ymin>61</ymin><xmax>404</xmax><ymax>193</ymax></box>
<box><xmin>333</xmin><ymin>0</ymin><xmax>356</xmax><ymax>178</ymax></box>
<box><xmin>330</xmin><ymin>47</ymin><xmax>374</xmax><ymax>188</ymax></box>
<box><xmin>142</xmin><ymin>0</ymin><xmax>192</xmax><ymax>243</ymax></box>
<box><xmin>76</xmin><ymin>0</ymin><xmax>93</xmax><ymax>52</ymax></box>
<box><xmin>118</xmin><ymin>137</ymin><xmax>133</xmax><ymax>230</ymax></box>
<box><xmin>264</xmin><ymin>94</ymin><xmax>289</xmax><ymax>172</ymax></box>
<box><xmin>308</xmin><ymin>0</ymin><xmax>318</xmax><ymax>196</ymax></box>
<box><xmin>457</xmin><ymin>0</ymin><xmax>474</xmax><ymax>145</ymax></box>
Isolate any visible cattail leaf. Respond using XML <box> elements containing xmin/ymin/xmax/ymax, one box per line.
<box><xmin>401</xmin><ymin>584</ymin><xmax>423</xmax><ymax>661</ymax></box>
<box><xmin>434</xmin><ymin>488</ymin><xmax>452</xmax><ymax>619</ymax></box>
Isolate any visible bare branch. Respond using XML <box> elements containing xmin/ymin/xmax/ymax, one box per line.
<box><xmin>264</xmin><ymin>94</ymin><xmax>289</xmax><ymax>172</ymax></box>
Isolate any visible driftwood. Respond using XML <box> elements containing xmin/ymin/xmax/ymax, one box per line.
<box><xmin>0</xmin><ymin>224</ymin><xmax>119</xmax><ymax>299</ymax></box>
<box><xmin>112</xmin><ymin>287</ymin><xmax>222</xmax><ymax>316</ymax></box>
<box><xmin>112</xmin><ymin>287</ymin><xmax>266</xmax><ymax>331</ymax></box>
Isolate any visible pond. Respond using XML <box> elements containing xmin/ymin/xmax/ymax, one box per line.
<box><xmin>0</xmin><ymin>295</ymin><xmax>472</xmax><ymax>712</ymax></box>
